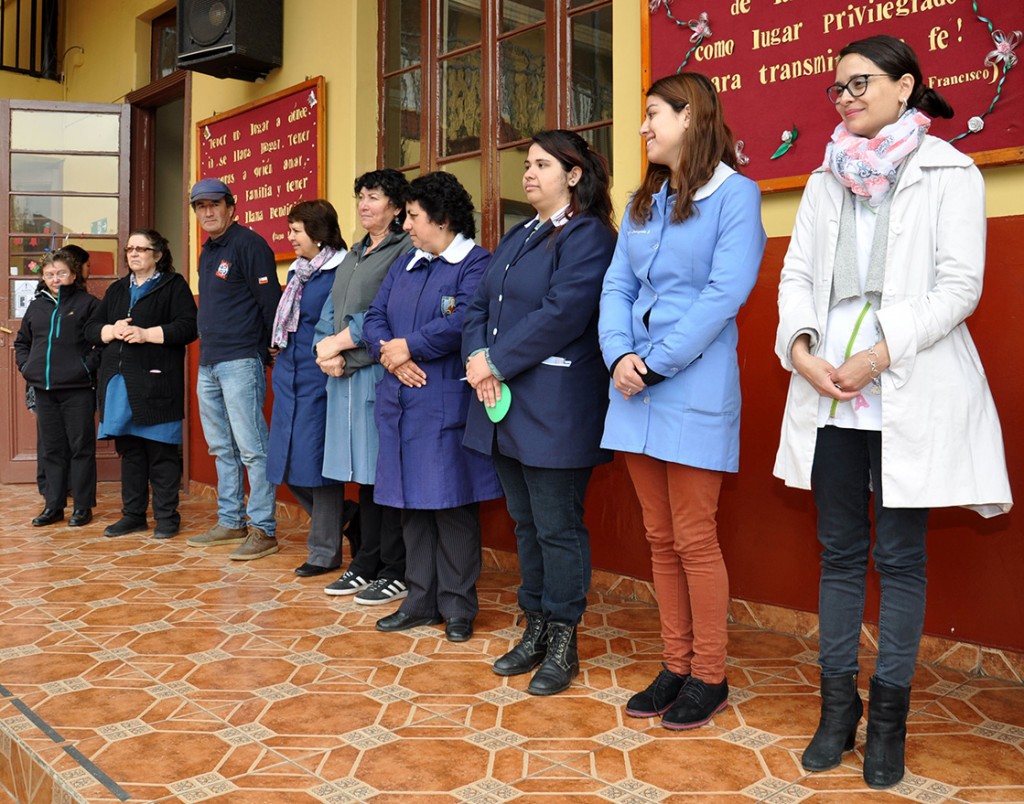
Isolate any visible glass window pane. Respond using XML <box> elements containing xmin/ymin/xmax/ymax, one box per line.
<box><xmin>579</xmin><ymin>124</ymin><xmax>613</xmax><ymax>175</ymax></box>
<box><xmin>384</xmin><ymin>70</ymin><xmax>422</xmax><ymax>169</ymax></box>
<box><xmin>442</xmin><ymin>0</ymin><xmax>481</xmax><ymax>52</ymax></box>
<box><xmin>501</xmin><ymin>0</ymin><xmax>545</xmax><ymax>32</ymax></box>
<box><xmin>11</xmin><ymin>111</ymin><xmax>120</xmax><ymax>152</ymax></box>
<box><xmin>440</xmin><ymin>158</ymin><xmax>482</xmax><ymax>237</ymax></box>
<box><xmin>157</xmin><ymin>25</ymin><xmax>178</xmax><ymax>79</ymax></box>
<box><xmin>571</xmin><ymin>7</ymin><xmax>613</xmax><ymax>127</ymax></box>
<box><xmin>10</xmin><ymin>196</ymin><xmax>119</xmax><ymax>236</ymax></box>
<box><xmin>499</xmin><ymin>28</ymin><xmax>545</xmax><ymax>144</ymax></box>
<box><xmin>384</xmin><ymin>0</ymin><xmax>421</xmax><ymax>71</ymax></box>
<box><xmin>442</xmin><ymin>51</ymin><xmax>482</xmax><ymax>157</ymax></box>
<box><xmin>498</xmin><ymin>145</ymin><xmax>533</xmax><ymax>235</ymax></box>
<box><xmin>11</xmin><ymin>154</ymin><xmax>120</xmax><ymax>193</ymax></box>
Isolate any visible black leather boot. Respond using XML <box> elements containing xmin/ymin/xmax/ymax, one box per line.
<box><xmin>493</xmin><ymin>610</ymin><xmax>547</xmax><ymax>676</ymax></box>
<box><xmin>527</xmin><ymin>621</ymin><xmax>578</xmax><ymax>696</ymax></box>
<box><xmin>863</xmin><ymin>676</ymin><xmax>912</xmax><ymax>789</ymax></box>
<box><xmin>801</xmin><ymin>673</ymin><xmax>863</xmax><ymax>771</ymax></box>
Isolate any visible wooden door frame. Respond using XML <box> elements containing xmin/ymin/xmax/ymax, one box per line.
<box><xmin>125</xmin><ymin>70</ymin><xmax>194</xmax><ymax>487</ymax></box>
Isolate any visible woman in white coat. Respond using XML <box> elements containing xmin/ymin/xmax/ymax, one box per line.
<box><xmin>775</xmin><ymin>35</ymin><xmax>1011</xmax><ymax>790</ymax></box>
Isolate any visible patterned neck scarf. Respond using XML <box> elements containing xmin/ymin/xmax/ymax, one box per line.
<box><xmin>824</xmin><ymin>108</ymin><xmax>931</xmax><ymax>208</ymax></box>
<box><xmin>272</xmin><ymin>247</ymin><xmax>336</xmax><ymax>349</ymax></box>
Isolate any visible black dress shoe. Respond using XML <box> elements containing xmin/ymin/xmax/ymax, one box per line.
<box><xmin>32</xmin><ymin>508</ymin><xmax>64</xmax><ymax>527</ymax></box>
<box><xmin>68</xmin><ymin>508</ymin><xmax>92</xmax><ymax>527</ymax></box>
<box><xmin>446</xmin><ymin>617</ymin><xmax>474</xmax><ymax>642</ymax></box>
<box><xmin>294</xmin><ymin>562</ymin><xmax>339</xmax><ymax>577</ymax></box>
<box><xmin>376</xmin><ymin>611</ymin><xmax>443</xmax><ymax>632</ymax></box>
<box><xmin>103</xmin><ymin>515</ymin><xmax>148</xmax><ymax>537</ymax></box>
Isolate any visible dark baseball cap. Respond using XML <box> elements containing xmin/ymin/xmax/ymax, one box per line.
<box><xmin>190</xmin><ymin>178</ymin><xmax>233</xmax><ymax>204</ymax></box>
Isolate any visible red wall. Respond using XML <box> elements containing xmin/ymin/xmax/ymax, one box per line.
<box><xmin>187</xmin><ymin>215</ymin><xmax>1023</xmax><ymax>651</ymax></box>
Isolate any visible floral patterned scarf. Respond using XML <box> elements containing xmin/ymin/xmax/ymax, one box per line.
<box><xmin>824</xmin><ymin>108</ymin><xmax>931</xmax><ymax>208</ymax></box>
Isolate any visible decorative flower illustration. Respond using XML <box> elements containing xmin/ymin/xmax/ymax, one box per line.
<box><xmin>734</xmin><ymin>140</ymin><xmax>750</xmax><ymax>166</ymax></box>
<box><xmin>688</xmin><ymin>12</ymin><xmax>711</xmax><ymax>43</ymax></box>
<box><xmin>649</xmin><ymin>0</ymin><xmax>674</xmax><ymax>11</ymax></box>
<box><xmin>771</xmin><ymin>126</ymin><xmax>798</xmax><ymax>159</ymax></box>
<box><xmin>984</xmin><ymin>29</ymin><xmax>1020</xmax><ymax>70</ymax></box>
<box><xmin>968</xmin><ymin>116</ymin><xmax>985</xmax><ymax>133</ymax></box>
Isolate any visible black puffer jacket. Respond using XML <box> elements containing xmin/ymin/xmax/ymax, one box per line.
<box><xmin>15</xmin><ymin>282</ymin><xmax>100</xmax><ymax>391</ymax></box>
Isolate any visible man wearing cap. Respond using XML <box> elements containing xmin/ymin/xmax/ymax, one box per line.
<box><xmin>186</xmin><ymin>179</ymin><xmax>283</xmax><ymax>560</ymax></box>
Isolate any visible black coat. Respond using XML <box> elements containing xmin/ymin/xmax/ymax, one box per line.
<box><xmin>15</xmin><ymin>282</ymin><xmax>100</xmax><ymax>391</ymax></box>
<box><xmin>85</xmin><ymin>273</ymin><xmax>198</xmax><ymax>425</ymax></box>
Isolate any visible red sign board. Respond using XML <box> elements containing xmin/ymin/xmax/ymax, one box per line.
<box><xmin>647</xmin><ymin>2</ymin><xmax>1023</xmax><ymax>187</ymax></box>
<box><xmin>196</xmin><ymin>77</ymin><xmax>325</xmax><ymax>259</ymax></box>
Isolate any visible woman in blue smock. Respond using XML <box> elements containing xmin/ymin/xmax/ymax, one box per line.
<box><xmin>86</xmin><ymin>229</ymin><xmax>198</xmax><ymax>539</ymax></box>
<box><xmin>266</xmin><ymin>200</ymin><xmax>349</xmax><ymax>577</ymax></box>
<box><xmin>363</xmin><ymin>171</ymin><xmax>502</xmax><ymax>643</ymax></box>
<box><xmin>599</xmin><ymin>74</ymin><xmax>765</xmax><ymax>731</ymax></box>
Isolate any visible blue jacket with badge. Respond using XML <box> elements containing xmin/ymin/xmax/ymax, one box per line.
<box><xmin>599</xmin><ymin>166</ymin><xmax>766</xmax><ymax>472</ymax></box>
<box><xmin>364</xmin><ymin>237</ymin><xmax>502</xmax><ymax>509</ymax></box>
<box><xmin>462</xmin><ymin>213</ymin><xmax>616</xmax><ymax>468</ymax></box>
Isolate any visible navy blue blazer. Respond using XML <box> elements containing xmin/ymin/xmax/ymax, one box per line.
<box><xmin>462</xmin><ymin>212</ymin><xmax>616</xmax><ymax>468</ymax></box>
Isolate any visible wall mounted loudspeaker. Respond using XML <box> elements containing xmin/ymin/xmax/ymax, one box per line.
<box><xmin>176</xmin><ymin>0</ymin><xmax>282</xmax><ymax>82</ymax></box>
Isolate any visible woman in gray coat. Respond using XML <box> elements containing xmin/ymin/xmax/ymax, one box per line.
<box><xmin>313</xmin><ymin>169</ymin><xmax>412</xmax><ymax>605</ymax></box>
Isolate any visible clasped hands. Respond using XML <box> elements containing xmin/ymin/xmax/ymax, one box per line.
<box><xmin>379</xmin><ymin>337</ymin><xmax>426</xmax><ymax>388</ymax></box>
<box><xmin>108</xmin><ymin>317</ymin><xmax>150</xmax><ymax>344</ymax></box>
<box><xmin>791</xmin><ymin>335</ymin><xmax>890</xmax><ymax>400</ymax></box>
<box><xmin>465</xmin><ymin>351</ymin><xmax>502</xmax><ymax>407</ymax></box>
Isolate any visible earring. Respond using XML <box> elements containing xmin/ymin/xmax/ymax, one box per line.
<box><xmin>899</xmin><ymin>98</ymin><xmax>907</xmax><ymax>115</ymax></box>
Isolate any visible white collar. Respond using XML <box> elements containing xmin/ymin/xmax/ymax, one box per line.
<box><xmin>693</xmin><ymin>162</ymin><xmax>737</xmax><ymax>201</ymax></box>
<box><xmin>289</xmin><ymin>248</ymin><xmax>345</xmax><ymax>273</ymax></box>
<box><xmin>407</xmin><ymin>233</ymin><xmax>476</xmax><ymax>270</ymax></box>
<box><xmin>523</xmin><ymin>204</ymin><xmax>571</xmax><ymax>230</ymax></box>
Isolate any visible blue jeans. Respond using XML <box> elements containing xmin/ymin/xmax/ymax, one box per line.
<box><xmin>197</xmin><ymin>358</ymin><xmax>276</xmax><ymax>536</ymax></box>
<box><xmin>811</xmin><ymin>426</ymin><xmax>929</xmax><ymax>688</ymax></box>
<box><xmin>493</xmin><ymin>454</ymin><xmax>592</xmax><ymax>624</ymax></box>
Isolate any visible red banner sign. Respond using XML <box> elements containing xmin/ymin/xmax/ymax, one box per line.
<box><xmin>196</xmin><ymin>77</ymin><xmax>325</xmax><ymax>259</ymax></box>
<box><xmin>648</xmin><ymin>2</ymin><xmax>1023</xmax><ymax>186</ymax></box>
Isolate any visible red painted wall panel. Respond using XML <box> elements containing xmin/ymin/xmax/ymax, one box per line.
<box><xmin>187</xmin><ymin>214</ymin><xmax>1022</xmax><ymax>650</ymax></box>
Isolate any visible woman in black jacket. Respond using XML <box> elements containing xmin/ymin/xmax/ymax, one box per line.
<box><xmin>85</xmin><ymin>229</ymin><xmax>198</xmax><ymax>539</ymax></box>
<box><xmin>15</xmin><ymin>249</ymin><xmax>100</xmax><ymax>527</ymax></box>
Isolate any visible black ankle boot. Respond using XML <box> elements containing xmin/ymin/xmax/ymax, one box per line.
<box><xmin>527</xmin><ymin>621</ymin><xmax>578</xmax><ymax>696</ymax></box>
<box><xmin>801</xmin><ymin>673</ymin><xmax>863</xmax><ymax>771</ymax></box>
<box><xmin>493</xmin><ymin>610</ymin><xmax>547</xmax><ymax>676</ymax></box>
<box><xmin>863</xmin><ymin>676</ymin><xmax>911</xmax><ymax>789</ymax></box>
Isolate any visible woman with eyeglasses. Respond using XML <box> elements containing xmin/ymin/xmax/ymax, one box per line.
<box><xmin>86</xmin><ymin>230</ymin><xmax>198</xmax><ymax>539</ymax></box>
<box><xmin>774</xmin><ymin>35</ymin><xmax>1011</xmax><ymax>789</ymax></box>
<box><xmin>15</xmin><ymin>249</ymin><xmax>100</xmax><ymax>528</ymax></box>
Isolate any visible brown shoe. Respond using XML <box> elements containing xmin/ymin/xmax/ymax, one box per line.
<box><xmin>229</xmin><ymin>527</ymin><xmax>280</xmax><ymax>561</ymax></box>
<box><xmin>186</xmin><ymin>523</ymin><xmax>248</xmax><ymax>547</ymax></box>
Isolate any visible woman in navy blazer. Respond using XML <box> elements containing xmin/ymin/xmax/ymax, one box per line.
<box><xmin>464</xmin><ymin>130</ymin><xmax>617</xmax><ymax>696</ymax></box>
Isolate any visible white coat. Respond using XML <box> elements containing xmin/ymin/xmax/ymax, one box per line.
<box><xmin>774</xmin><ymin>136</ymin><xmax>1012</xmax><ymax>518</ymax></box>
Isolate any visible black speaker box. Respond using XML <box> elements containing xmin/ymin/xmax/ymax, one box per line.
<box><xmin>177</xmin><ymin>0</ymin><xmax>283</xmax><ymax>81</ymax></box>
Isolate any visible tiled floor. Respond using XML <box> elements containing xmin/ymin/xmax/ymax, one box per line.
<box><xmin>0</xmin><ymin>483</ymin><xmax>1022</xmax><ymax>803</ymax></box>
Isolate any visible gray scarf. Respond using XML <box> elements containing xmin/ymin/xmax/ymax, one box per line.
<box><xmin>829</xmin><ymin>152</ymin><xmax>916</xmax><ymax>310</ymax></box>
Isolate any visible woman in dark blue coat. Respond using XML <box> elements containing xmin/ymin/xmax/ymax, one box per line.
<box><xmin>363</xmin><ymin>171</ymin><xmax>502</xmax><ymax>642</ymax></box>
<box><xmin>266</xmin><ymin>200</ymin><xmax>348</xmax><ymax>576</ymax></box>
<box><xmin>463</xmin><ymin>130</ymin><xmax>617</xmax><ymax>695</ymax></box>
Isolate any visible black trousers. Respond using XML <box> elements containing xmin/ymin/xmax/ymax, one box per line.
<box><xmin>34</xmin><ymin>388</ymin><xmax>96</xmax><ymax>510</ymax></box>
<box><xmin>114</xmin><ymin>435</ymin><xmax>181</xmax><ymax>527</ymax></box>
<box><xmin>399</xmin><ymin>504</ymin><xmax>481</xmax><ymax>621</ymax></box>
<box><xmin>348</xmin><ymin>484</ymin><xmax>405</xmax><ymax>582</ymax></box>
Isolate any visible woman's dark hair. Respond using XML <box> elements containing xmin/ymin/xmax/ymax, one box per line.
<box><xmin>44</xmin><ymin>248</ymin><xmax>87</xmax><ymax>289</ymax></box>
<box><xmin>631</xmin><ymin>72</ymin><xmax>738</xmax><ymax>226</ymax></box>
<box><xmin>355</xmin><ymin>169</ymin><xmax>410</xmax><ymax>232</ymax></box>
<box><xmin>287</xmin><ymin>199</ymin><xmax>347</xmax><ymax>251</ymax></box>
<box><xmin>127</xmin><ymin>228</ymin><xmax>176</xmax><ymax>274</ymax></box>
<box><xmin>406</xmin><ymin>172</ymin><xmax>476</xmax><ymax>239</ymax></box>
<box><xmin>62</xmin><ymin>244</ymin><xmax>90</xmax><ymax>268</ymax></box>
<box><xmin>530</xmin><ymin>129</ymin><xmax>615</xmax><ymax>232</ymax></box>
<box><xmin>839</xmin><ymin>35</ymin><xmax>954</xmax><ymax>119</ymax></box>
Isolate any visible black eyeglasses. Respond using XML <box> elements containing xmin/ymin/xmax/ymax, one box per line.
<box><xmin>124</xmin><ymin>245</ymin><xmax>155</xmax><ymax>254</ymax></box>
<box><xmin>825</xmin><ymin>74</ymin><xmax>890</xmax><ymax>104</ymax></box>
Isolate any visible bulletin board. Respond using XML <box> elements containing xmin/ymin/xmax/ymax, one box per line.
<box><xmin>644</xmin><ymin>1</ymin><xmax>1024</xmax><ymax>191</ymax></box>
<box><xmin>196</xmin><ymin>77</ymin><xmax>325</xmax><ymax>259</ymax></box>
